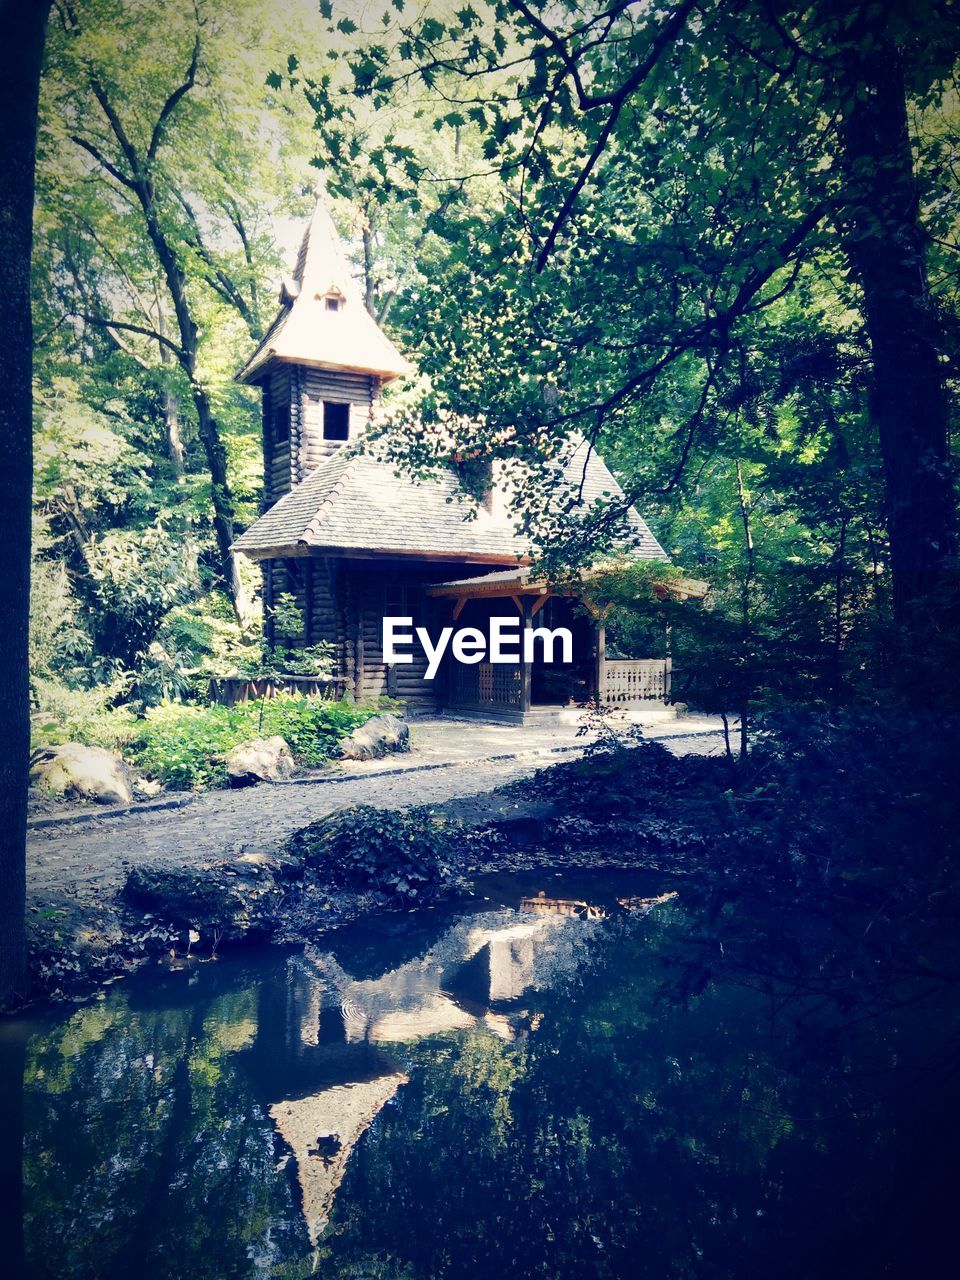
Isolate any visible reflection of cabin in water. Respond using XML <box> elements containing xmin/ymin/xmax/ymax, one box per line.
<box><xmin>243</xmin><ymin>902</ymin><xmax>598</xmax><ymax>1247</ymax></box>
<box><xmin>232</xmin><ymin>196</ymin><xmax>681</xmax><ymax>722</ymax></box>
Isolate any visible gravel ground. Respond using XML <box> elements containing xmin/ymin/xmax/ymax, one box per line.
<box><xmin>27</xmin><ymin>717</ymin><xmax>726</xmax><ymax>907</ymax></box>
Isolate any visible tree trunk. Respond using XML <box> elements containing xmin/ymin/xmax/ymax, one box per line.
<box><xmin>0</xmin><ymin>0</ymin><xmax>48</xmax><ymax>1009</ymax></box>
<box><xmin>840</xmin><ymin>37</ymin><xmax>956</xmax><ymax>627</ymax></box>
<box><xmin>138</xmin><ymin>191</ymin><xmax>247</xmax><ymax>622</ymax></box>
<box><xmin>362</xmin><ymin>218</ymin><xmax>378</xmax><ymax>318</ymax></box>
<box><xmin>735</xmin><ymin>459</ymin><xmax>753</xmax><ymax>758</ymax></box>
<box><xmin>158</xmin><ymin>321</ymin><xmax>185</xmax><ymax>479</ymax></box>
<box><xmin>194</xmin><ymin>385</ymin><xmax>247</xmax><ymax>620</ymax></box>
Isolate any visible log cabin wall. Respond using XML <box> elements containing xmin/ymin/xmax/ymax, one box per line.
<box><xmin>301</xmin><ymin>558</ymin><xmax>502</xmax><ymax>714</ymax></box>
<box><xmin>307</xmin><ymin>559</ymin><xmax>338</xmax><ymax>647</ymax></box>
<box><xmin>299</xmin><ymin>369</ymin><xmax>378</xmax><ymax>473</ymax></box>
<box><xmin>339</xmin><ymin>564</ymin><xmax>443</xmax><ymax>713</ymax></box>
<box><xmin>262</xmin><ymin>367</ymin><xmax>380</xmax><ymax>503</ymax></box>
<box><xmin>264</xmin><ymin>365</ymin><xmax>297</xmax><ymax>500</ymax></box>
<box><xmin>264</xmin><ymin>558</ymin><xmax>445</xmax><ymax>713</ymax></box>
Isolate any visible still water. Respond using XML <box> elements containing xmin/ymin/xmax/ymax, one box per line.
<box><xmin>1</xmin><ymin>868</ymin><xmax>958</xmax><ymax>1280</ymax></box>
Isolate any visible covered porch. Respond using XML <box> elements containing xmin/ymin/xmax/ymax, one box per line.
<box><xmin>425</xmin><ymin>568</ymin><xmax>678</xmax><ymax>723</ymax></box>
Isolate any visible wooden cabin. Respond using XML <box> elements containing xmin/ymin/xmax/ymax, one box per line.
<box><xmin>233</xmin><ymin>198</ymin><xmax>672</xmax><ymax>722</ymax></box>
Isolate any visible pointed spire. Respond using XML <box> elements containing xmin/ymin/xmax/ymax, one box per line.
<box><xmin>236</xmin><ymin>187</ymin><xmax>411</xmax><ymax>384</ymax></box>
<box><xmin>293</xmin><ymin>191</ymin><xmax>355</xmax><ymax>300</ymax></box>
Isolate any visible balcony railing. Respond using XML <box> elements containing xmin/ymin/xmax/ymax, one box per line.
<box><xmin>601</xmin><ymin>658</ymin><xmax>671</xmax><ymax>703</ymax></box>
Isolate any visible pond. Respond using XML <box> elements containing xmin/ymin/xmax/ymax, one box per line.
<box><xmin>1</xmin><ymin>867</ymin><xmax>958</xmax><ymax>1280</ymax></box>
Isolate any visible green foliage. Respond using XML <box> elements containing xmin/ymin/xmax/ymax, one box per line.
<box><xmin>270</xmin><ymin>591</ymin><xmax>303</xmax><ymax>641</ymax></box>
<box><xmin>29</xmin><ymin>532</ymin><xmax>91</xmax><ymax>690</ymax></box>
<box><xmin>296</xmin><ymin>0</ymin><xmax>960</xmax><ymax>704</ymax></box>
<box><xmin>27</xmin><ymin>0</ymin><xmax>960</xmax><ymax>755</ymax></box>
<box><xmin>287</xmin><ymin>804</ymin><xmax>462</xmax><ymax>904</ymax></box>
<box><xmin>128</xmin><ymin>696</ymin><xmax>376</xmax><ymax>790</ymax></box>
<box><xmin>29</xmin><ymin>680</ymin><xmax>139</xmax><ymax>752</ymax></box>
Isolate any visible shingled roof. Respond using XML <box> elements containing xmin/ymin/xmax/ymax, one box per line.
<box><xmin>233</xmin><ymin>437</ymin><xmax>668</xmax><ymax>563</ymax></box>
<box><xmin>236</xmin><ymin>198</ymin><xmax>411</xmax><ymax>384</ymax></box>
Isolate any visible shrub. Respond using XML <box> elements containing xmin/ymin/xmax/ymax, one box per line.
<box><xmin>30</xmin><ymin>675</ymin><xmax>139</xmax><ymax>751</ymax></box>
<box><xmin>287</xmin><ymin>804</ymin><xmax>462</xmax><ymax>904</ymax></box>
<box><xmin>128</xmin><ymin>696</ymin><xmax>378</xmax><ymax>790</ymax></box>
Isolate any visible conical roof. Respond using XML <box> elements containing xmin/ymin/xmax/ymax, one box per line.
<box><xmin>236</xmin><ymin>198</ymin><xmax>411</xmax><ymax>384</ymax></box>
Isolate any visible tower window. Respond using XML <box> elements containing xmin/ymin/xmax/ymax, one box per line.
<box><xmin>325</xmin><ymin>296</ymin><xmax>341</xmax><ymax>312</ymax></box>
<box><xmin>323</xmin><ymin>401</ymin><xmax>350</xmax><ymax>441</ymax></box>
<box><xmin>273</xmin><ymin>405</ymin><xmax>290</xmax><ymax>444</ymax></box>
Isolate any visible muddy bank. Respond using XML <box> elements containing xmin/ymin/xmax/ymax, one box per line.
<box><xmin>22</xmin><ymin>775</ymin><xmax>712</xmax><ymax>1008</ymax></box>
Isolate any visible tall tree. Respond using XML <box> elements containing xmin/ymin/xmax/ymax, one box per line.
<box><xmin>0</xmin><ymin>0</ymin><xmax>49</xmax><ymax>1008</ymax></box>
<box><xmin>43</xmin><ymin>0</ymin><xmax>303</xmax><ymax>623</ymax></box>
<box><xmin>303</xmin><ymin>0</ymin><xmax>959</xmax><ymax>636</ymax></box>
<box><xmin>52</xmin><ymin>0</ymin><xmax>245</xmax><ymax>618</ymax></box>
<box><xmin>834</xmin><ymin>4</ymin><xmax>956</xmax><ymax>620</ymax></box>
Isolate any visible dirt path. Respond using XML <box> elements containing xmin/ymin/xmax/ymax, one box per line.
<box><xmin>27</xmin><ymin>717</ymin><xmax>726</xmax><ymax>904</ymax></box>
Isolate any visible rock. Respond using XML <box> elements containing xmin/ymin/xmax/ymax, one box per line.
<box><xmin>30</xmin><ymin>743</ymin><xmax>133</xmax><ymax>805</ymax></box>
<box><xmin>132</xmin><ymin>776</ymin><xmax>163</xmax><ymax>799</ymax></box>
<box><xmin>225</xmin><ymin>735</ymin><xmax>295</xmax><ymax>786</ymax></box>
<box><xmin>339</xmin><ymin>714</ymin><xmax>409</xmax><ymax>761</ymax></box>
<box><xmin>123</xmin><ymin>856</ymin><xmax>289</xmax><ymax>943</ymax></box>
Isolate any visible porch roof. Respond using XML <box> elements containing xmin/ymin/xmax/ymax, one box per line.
<box><xmin>427</xmin><ymin>564</ymin><xmax>710</xmax><ymax>602</ymax></box>
<box><xmin>426</xmin><ymin>568</ymin><xmax>548</xmax><ymax>598</ymax></box>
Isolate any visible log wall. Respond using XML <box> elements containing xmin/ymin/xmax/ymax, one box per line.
<box><xmin>299</xmin><ymin>369</ymin><xmax>377</xmax><ymax>472</ymax></box>
<box><xmin>263</xmin><ymin>367</ymin><xmax>378</xmax><ymax>499</ymax></box>
<box><xmin>264</xmin><ymin>365</ymin><xmax>298</xmax><ymax>500</ymax></box>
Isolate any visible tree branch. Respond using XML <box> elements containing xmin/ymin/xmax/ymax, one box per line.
<box><xmin>174</xmin><ymin>191</ymin><xmax>261</xmax><ymax>338</ymax></box>
<box><xmin>76</xmin><ymin>312</ymin><xmax>184</xmax><ymax>359</ymax></box>
<box><xmin>534</xmin><ymin>0</ymin><xmax>699</xmax><ymax>270</ymax></box>
<box><xmin>147</xmin><ymin>30</ymin><xmax>201</xmax><ymax>164</ymax></box>
<box><xmin>69</xmin><ymin>134</ymin><xmax>136</xmax><ymax>190</ymax></box>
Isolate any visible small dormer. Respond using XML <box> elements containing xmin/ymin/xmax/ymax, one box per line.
<box><xmin>237</xmin><ymin>194</ymin><xmax>411</xmax><ymax>503</ymax></box>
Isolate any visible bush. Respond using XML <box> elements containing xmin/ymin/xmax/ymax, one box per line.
<box><xmin>128</xmin><ymin>696</ymin><xmax>378</xmax><ymax>790</ymax></box>
<box><xmin>30</xmin><ymin>675</ymin><xmax>139</xmax><ymax>751</ymax></box>
<box><xmin>287</xmin><ymin>804</ymin><xmax>462</xmax><ymax>904</ymax></box>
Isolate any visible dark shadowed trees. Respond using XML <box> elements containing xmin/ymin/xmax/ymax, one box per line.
<box><xmin>0</xmin><ymin>0</ymin><xmax>49</xmax><ymax>1007</ymax></box>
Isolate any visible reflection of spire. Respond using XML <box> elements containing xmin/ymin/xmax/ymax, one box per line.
<box><xmin>270</xmin><ymin>1073</ymin><xmax>407</xmax><ymax>1248</ymax></box>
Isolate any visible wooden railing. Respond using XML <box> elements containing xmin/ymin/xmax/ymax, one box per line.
<box><xmin>208</xmin><ymin>674</ymin><xmax>343</xmax><ymax>706</ymax></box>
<box><xmin>601</xmin><ymin>658</ymin><xmax>671</xmax><ymax>703</ymax></box>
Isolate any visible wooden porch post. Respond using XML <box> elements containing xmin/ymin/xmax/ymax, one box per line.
<box><xmin>594</xmin><ymin>616</ymin><xmax>607</xmax><ymax>708</ymax></box>
<box><xmin>520</xmin><ymin>595</ymin><xmax>534</xmax><ymax>714</ymax></box>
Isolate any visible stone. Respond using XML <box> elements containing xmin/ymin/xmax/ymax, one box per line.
<box><xmin>225</xmin><ymin>735</ymin><xmax>295</xmax><ymax>786</ymax></box>
<box><xmin>123</xmin><ymin>857</ymin><xmax>287</xmax><ymax>943</ymax></box>
<box><xmin>132</xmin><ymin>777</ymin><xmax>163</xmax><ymax>799</ymax></box>
<box><xmin>30</xmin><ymin>743</ymin><xmax>133</xmax><ymax>806</ymax></box>
<box><xmin>339</xmin><ymin>714</ymin><xmax>409</xmax><ymax>762</ymax></box>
